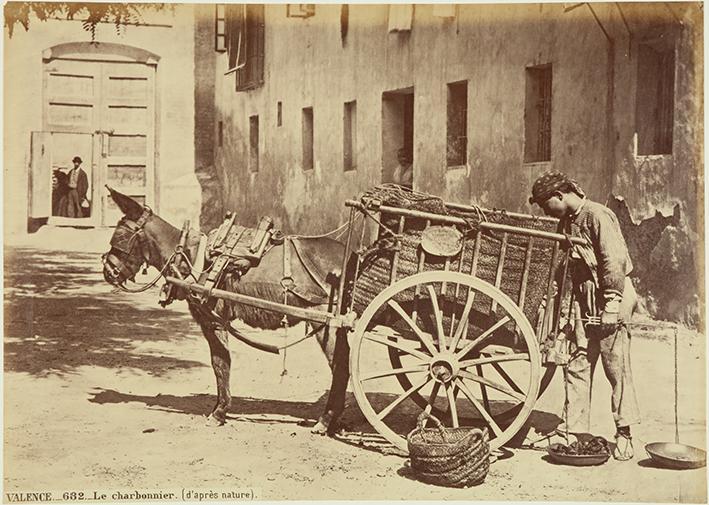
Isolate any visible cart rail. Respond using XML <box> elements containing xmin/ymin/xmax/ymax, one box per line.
<box><xmin>345</xmin><ymin>199</ymin><xmax>587</xmax><ymax>246</ymax></box>
<box><xmin>165</xmin><ymin>276</ymin><xmax>348</xmax><ymax>329</ymax></box>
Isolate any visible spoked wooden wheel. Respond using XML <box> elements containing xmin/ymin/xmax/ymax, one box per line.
<box><xmin>350</xmin><ymin>271</ymin><xmax>541</xmax><ymax>453</ymax></box>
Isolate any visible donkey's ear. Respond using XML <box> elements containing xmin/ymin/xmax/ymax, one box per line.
<box><xmin>106</xmin><ymin>185</ymin><xmax>143</xmax><ymax>220</ymax></box>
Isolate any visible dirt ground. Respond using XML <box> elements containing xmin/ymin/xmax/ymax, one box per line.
<box><xmin>3</xmin><ymin>228</ymin><xmax>707</xmax><ymax>502</ymax></box>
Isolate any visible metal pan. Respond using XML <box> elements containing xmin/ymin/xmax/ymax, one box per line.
<box><xmin>547</xmin><ymin>444</ymin><xmax>610</xmax><ymax>466</ymax></box>
<box><xmin>645</xmin><ymin>443</ymin><xmax>706</xmax><ymax>470</ymax></box>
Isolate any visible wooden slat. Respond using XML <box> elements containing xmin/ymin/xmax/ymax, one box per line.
<box><xmin>411</xmin><ymin>219</ymin><xmax>430</xmax><ymax>324</ymax></box>
<box><xmin>518</xmin><ymin>237</ymin><xmax>535</xmax><ymax>311</ymax></box>
<box><xmin>540</xmin><ymin>241</ymin><xmax>561</xmax><ymax>342</ymax></box>
<box><xmin>389</xmin><ymin>215</ymin><xmax>405</xmax><ymax>285</ymax></box>
<box><xmin>491</xmin><ymin>232</ymin><xmax>508</xmax><ymax>313</ymax></box>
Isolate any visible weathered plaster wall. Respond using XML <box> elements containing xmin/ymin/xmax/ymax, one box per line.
<box><xmin>194</xmin><ymin>5</ymin><xmax>223</xmax><ymax>231</ymax></box>
<box><xmin>3</xmin><ymin>6</ymin><xmax>201</xmax><ymax>237</ymax></box>
<box><xmin>212</xmin><ymin>4</ymin><xmax>629</xmax><ymax>233</ymax></box>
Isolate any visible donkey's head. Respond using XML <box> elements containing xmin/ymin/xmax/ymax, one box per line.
<box><xmin>102</xmin><ymin>186</ymin><xmax>157</xmax><ymax>286</ymax></box>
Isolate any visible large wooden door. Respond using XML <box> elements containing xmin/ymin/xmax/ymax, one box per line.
<box><xmin>40</xmin><ymin>58</ymin><xmax>155</xmax><ymax>226</ymax></box>
<box><xmin>99</xmin><ymin>62</ymin><xmax>155</xmax><ymax>226</ymax></box>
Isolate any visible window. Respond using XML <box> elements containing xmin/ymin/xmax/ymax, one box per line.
<box><xmin>215</xmin><ymin>5</ymin><xmax>226</xmax><ymax>52</ymax></box>
<box><xmin>277</xmin><ymin>101</ymin><xmax>282</xmax><ymax>127</ymax></box>
<box><xmin>225</xmin><ymin>4</ymin><xmax>265</xmax><ymax>91</ymax></box>
<box><xmin>249</xmin><ymin>115</ymin><xmax>259</xmax><ymax>172</ymax></box>
<box><xmin>302</xmin><ymin>107</ymin><xmax>314</xmax><ymax>170</ymax></box>
<box><xmin>446</xmin><ymin>80</ymin><xmax>468</xmax><ymax>167</ymax></box>
<box><xmin>636</xmin><ymin>41</ymin><xmax>675</xmax><ymax>155</ymax></box>
<box><xmin>344</xmin><ymin>101</ymin><xmax>357</xmax><ymax>171</ymax></box>
<box><xmin>524</xmin><ymin>64</ymin><xmax>552</xmax><ymax>163</ymax></box>
<box><xmin>218</xmin><ymin>120</ymin><xmax>223</xmax><ymax>148</ymax></box>
<box><xmin>287</xmin><ymin>4</ymin><xmax>315</xmax><ymax>18</ymax></box>
<box><xmin>340</xmin><ymin>5</ymin><xmax>349</xmax><ymax>45</ymax></box>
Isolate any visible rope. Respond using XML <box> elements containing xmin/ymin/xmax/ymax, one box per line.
<box><xmin>289</xmin><ymin>212</ymin><xmax>362</xmax><ymax>240</ymax></box>
<box><xmin>562</xmin><ymin>363</ymin><xmax>570</xmax><ymax>445</ymax></box>
<box><xmin>358</xmin><ymin>205</ymin><xmax>401</xmax><ymax>239</ymax></box>
<box><xmin>176</xmin><ymin>251</ymin><xmax>217</xmax><ymax>280</ymax></box>
<box><xmin>674</xmin><ymin>326</ymin><xmax>679</xmax><ymax>444</ymax></box>
<box><xmin>113</xmin><ymin>252</ymin><xmax>178</xmax><ymax>293</ymax></box>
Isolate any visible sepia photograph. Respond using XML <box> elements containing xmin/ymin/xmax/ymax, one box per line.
<box><xmin>3</xmin><ymin>1</ymin><xmax>706</xmax><ymax>502</ymax></box>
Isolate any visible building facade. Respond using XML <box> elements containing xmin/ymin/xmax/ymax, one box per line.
<box><xmin>4</xmin><ymin>5</ymin><xmax>202</xmax><ymax>238</ymax></box>
<box><xmin>202</xmin><ymin>3</ymin><xmax>701</xmax><ymax>237</ymax></box>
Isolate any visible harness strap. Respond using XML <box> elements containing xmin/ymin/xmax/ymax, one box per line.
<box><xmin>283</xmin><ymin>237</ymin><xmax>293</xmax><ymax>281</ymax></box>
<box><xmin>191</xmin><ymin>234</ymin><xmax>208</xmax><ymax>280</ymax></box>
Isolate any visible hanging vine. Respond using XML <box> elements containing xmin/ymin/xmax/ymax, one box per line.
<box><xmin>4</xmin><ymin>2</ymin><xmax>171</xmax><ymax>40</ymax></box>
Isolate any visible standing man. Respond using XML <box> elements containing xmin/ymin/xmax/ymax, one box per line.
<box><xmin>392</xmin><ymin>147</ymin><xmax>413</xmax><ymax>188</ymax></box>
<box><xmin>60</xmin><ymin>156</ymin><xmax>89</xmax><ymax>218</ymax></box>
<box><xmin>528</xmin><ymin>171</ymin><xmax>640</xmax><ymax>460</ymax></box>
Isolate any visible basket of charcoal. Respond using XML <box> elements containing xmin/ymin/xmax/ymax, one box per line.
<box><xmin>547</xmin><ymin>436</ymin><xmax>611</xmax><ymax>466</ymax></box>
<box><xmin>407</xmin><ymin>413</ymin><xmax>490</xmax><ymax>487</ymax></box>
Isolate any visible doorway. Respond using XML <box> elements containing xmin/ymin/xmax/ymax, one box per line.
<box><xmin>382</xmin><ymin>88</ymin><xmax>414</xmax><ymax>186</ymax></box>
<box><xmin>31</xmin><ymin>53</ymin><xmax>156</xmax><ymax>227</ymax></box>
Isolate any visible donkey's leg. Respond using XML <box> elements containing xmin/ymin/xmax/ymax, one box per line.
<box><xmin>190</xmin><ymin>303</ymin><xmax>232</xmax><ymax>426</ymax></box>
<box><xmin>204</xmin><ymin>324</ymin><xmax>232</xmax><ymax>426</ymax></box>
<box><xmin>313</xmin><ymin>327</ymin><xmax>350</xmax><ymax>435</ymax></box>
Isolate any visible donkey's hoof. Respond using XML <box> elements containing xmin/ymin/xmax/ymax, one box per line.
<box><xmin>311</xmin><ymin>420</ymin><xmax>328</xmax><ymax>435</ymax></box>
<box><xmin>312</xmin><ymin>411</ymin><xmax>335</xmax><ymax>435</ymax></box>
<box><xmin>205</xmin><ymin>414</ymin><xmax>226</xmax><ymax>427</ymax></box>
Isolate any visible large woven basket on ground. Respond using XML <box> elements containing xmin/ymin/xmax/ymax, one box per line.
<box><xmin>407</xmin><ymin>413</ymin><xmax>490</xmax><ymax>488</ymax></box>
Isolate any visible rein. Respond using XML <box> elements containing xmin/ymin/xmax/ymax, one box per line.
<box><xmin>112</xmin><ymin>251</ymin><xmax>179</xmax><ymax>293</ymax></box>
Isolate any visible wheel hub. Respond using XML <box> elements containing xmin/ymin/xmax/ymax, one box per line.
<box><xmin>429</xmin><ymin>354</ymin><xmax>460</xmax><ymax>384</ymax></box>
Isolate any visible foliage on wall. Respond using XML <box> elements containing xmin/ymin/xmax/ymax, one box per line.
<box><xmin>4</xmin><ymin>2</ymin><xmax>171</xmax><ymax>40</ymax></box>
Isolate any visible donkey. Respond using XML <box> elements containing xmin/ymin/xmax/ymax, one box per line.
<box><xmin>101</xmin><ymin>187</ymin><xmax>351</xmax><ymax>433</ymax></box>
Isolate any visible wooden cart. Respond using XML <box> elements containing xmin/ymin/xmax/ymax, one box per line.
<box><xmin>169</xmin><ymin>187</ymin><xmax>585</xmax><ymax>453</ymax></box>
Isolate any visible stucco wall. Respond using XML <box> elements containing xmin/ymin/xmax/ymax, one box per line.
<box><xmin>211</xmin><ymin>3</ymin><xmax>700</xmax><ymax>234</ymax></box>
<box><xmin>3</xmin><ymin>5</ymin><xmax>201</xmax><ymax>238</ymax></box>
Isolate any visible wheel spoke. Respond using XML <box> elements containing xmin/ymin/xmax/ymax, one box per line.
<box><xmin>455</xmin><ymin>316</ymin><xmax>511</xmax><ymax>359</ymax></box>
<box><xmin>363</xmin><ymin>331</ymin><xmax>430</xmax><ymax>361</ymax></box>
<box><xmin>361</xmin><ymin>363</ymin><xmax>429</xmax><ymax>382</ymax></box>
<box><xmin>459</xmin><ymin>370</ymin><xmax>526</xmax><ymax>402</ymax></box>
<box><xmin>491</xmin><ymin>362</ymin><xmax>525</xmax><ymax>395</ymax></box>
<box><xmin>458</xmin><ymin>352</ymin><xmax>530</xmax><ymax>368</ymax></box>
<box><xmin>449</xmin><ymin>287</ymin><xmax>476</xmax><ymax>351</ymax></box>
<box><xmin>477</xmin><ymin>364</ymin><xmax>491</xmax><ymax>414</ymax></box>
<box><xmin>377</xmin><ymin>376</ymin><xmax>431</xmax><ymax>421</ymax></box>
<box><xmin>424</xmin><ymin>382</ymin><xmax>442</xmax><ymax>416</ymax></box>
<box><xmin>455</xmin><ymin>378</ymin><xmax>503</xmax><ymax>437</ymax></box>
<box><xmin>387</xmin><ymin>299</ymin><xmax>438</xmax><ymax>356</ymax></box>
<box><xmin>425</xmin><ymin>284</ymin><xmax>446</xmax><ymax>352</ymax></box>
<box><xmin>446</xmin><ymin>383</ymin><xmax>459</xmax><ymax>428</ymax></box>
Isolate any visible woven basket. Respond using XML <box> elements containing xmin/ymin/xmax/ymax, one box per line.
<box><xmin>351</xmin><ymin>188</ymin><xmax>562</xmax><ymax>341</ymax></box>
<box><xmin>407</xmin><ymin>413</ymin><xmax>490</xmax><ymax>488</ymax></box>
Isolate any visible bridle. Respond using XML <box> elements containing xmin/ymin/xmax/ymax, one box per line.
<box><xmin>102</xmin><ymin>206</ymin><xmax>171</xmax><ymax>292</ymax></box>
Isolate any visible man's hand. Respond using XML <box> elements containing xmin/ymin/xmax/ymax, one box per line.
<box><xmin>600</xmin><ymin>310</ymin><xmax>619</xmax><ymax>326</ymax></box>
<box><xmin>599</xmin><ymin>293</ymin><xmax>621</xmax><ymax>329</ymax></box>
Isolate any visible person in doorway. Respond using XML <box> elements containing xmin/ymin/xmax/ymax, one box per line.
<box><xmin>528</xmin><ymin>171</ymin><xmax>640</xmax><ymax>461</ymax></box>
<box><xmin>392</xmin><ymin>147</ymin><xmax>413</xmax><ymax>188</ymax></box>
<box><xmin>51</xmin><ymin>168</ymin><xmax>69</xmax><ymax>216</ymax></box>
<box><xmin>59</xmin><ymin>156</ymin><xmax>89</xmax><ymax>218</ymax></box>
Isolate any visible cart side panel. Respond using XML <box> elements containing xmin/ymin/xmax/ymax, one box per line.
<box><xmin>350</xmin><ymin>209</ymin><xmax>564</xmax><ymax>349</ymax></box>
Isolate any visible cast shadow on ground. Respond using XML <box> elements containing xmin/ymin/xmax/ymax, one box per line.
<box><xmin>88</xmin><ymin>387</ymin><xmax>561</xmax><ymax>457</ymax></box>
<box><xmin>4</xmin><ymin>248</ymin><xmax>206</xmax><ymax>377</ymax></box>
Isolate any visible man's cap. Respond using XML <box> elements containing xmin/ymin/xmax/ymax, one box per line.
<box><xmin>72</xmin><ymin>156</ymin><xmax>82</xmax><ymax>163</ymax></box>
<box><xmin>528</xmin><ymin>171</ymin><xmax>579</xmax><ymax>205</ymax></box>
